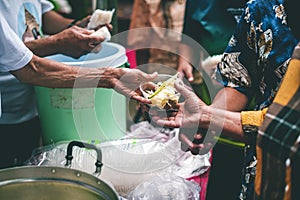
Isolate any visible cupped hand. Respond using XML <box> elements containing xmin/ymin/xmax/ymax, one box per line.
<box><xmin>152</xmin><ymin>80</ymin><xmax>206</xmax><ymax>128</ymax></box>
<box><xmin>151</xmin><ymin>80</ymin><xmax>214</xmax><ymax>155</ymax></box>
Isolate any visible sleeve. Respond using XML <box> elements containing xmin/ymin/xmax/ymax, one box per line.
<box><xmin>41</xmin><ymin>0</ymin><xmax>55</xmax><ymax>14</ymax></box>
<box><xmin>214</xmin><ymin>5</ymin><xmax>258</xmax><ymax>99</ymax></box>
<box><xmin>0</xmin><ymin>15</ymin><xmax>33</xmax><ymax>72</ymax></box>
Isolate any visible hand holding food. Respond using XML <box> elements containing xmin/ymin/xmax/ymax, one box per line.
<box><xmin>86</xmin><ymin>9</ymin><xmax>115</xmax><ymax>42</ymax></box>
<box><xmin>90</xmin><ymin>26</ymin><xmax>111</xmax><ymax>41</ymax></box>
<box><xmin>87</xmin><ymin>9</ymin><xmax>115</xmax><ymax>30</ymax></box>
<box><xmin>140</xmin><ymin>73</ymin><xmax>181</xmax><ymax>110</ymax></box>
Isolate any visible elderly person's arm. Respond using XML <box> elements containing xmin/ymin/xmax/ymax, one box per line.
<box><xmin>25</xmin><ymin>26</ymin><xmax>105</xmax><ymax>58</ymax></box>
<box><xmin>11</xmin><ymin>54</ymin><xmax>157</xmax><ymax>102</ymax></box>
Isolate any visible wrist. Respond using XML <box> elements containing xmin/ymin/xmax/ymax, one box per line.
<box><xmin>98</xmin><ymin>67</ymin><xmax>124</xmax><ymax>88</ymax></box>
<box><xmin>48</xmin><ymin>34</ymin><xmax>62</xmax><ymax>54</ymax></box>
<box><xmin>199</xmin><ymin>105</ymin><xmax>211</xmax><ymax>129</ymax></box>
<box><xmin>67</xmin><ymin>19</ymin><xmax>79</xmax><ymax>28</ymax></box>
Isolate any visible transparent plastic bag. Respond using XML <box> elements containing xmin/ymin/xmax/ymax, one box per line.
<box><xmin>26</xmin><ymin>121</ymin><xmax>210</xmax><ymax>197</ymax></box>
<box><xmin>127</xmin><ymin>174</ymin><xmax>201</xmax><ymax>200</ymax></box>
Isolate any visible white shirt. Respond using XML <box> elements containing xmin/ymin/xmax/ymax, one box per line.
<box><xmin>0</xmin><ymin>0</ymin><xmax>54</xmax><ymax>124</ymax></box>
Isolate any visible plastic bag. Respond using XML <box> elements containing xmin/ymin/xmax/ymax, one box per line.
<box><xmin>127</xmin><ymin>174</ymin><xmax>201</xmax><ymax>200</ymax></box>
<box><xmin>26</xmin><ymin>121</ymin><xmax>210</xmax><ymax>197</ymax></box>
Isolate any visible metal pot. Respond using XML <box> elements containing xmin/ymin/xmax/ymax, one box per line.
<box><xmin>0</xmin><ymin>165</ymin><xmax>118</xmax><ymax>200</ymax></box>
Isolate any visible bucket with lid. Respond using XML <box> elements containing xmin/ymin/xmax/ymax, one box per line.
<box><xmin>35</xmin><ymin>42</ymin><xmax>128</xmax><ymax>144</ymax></box>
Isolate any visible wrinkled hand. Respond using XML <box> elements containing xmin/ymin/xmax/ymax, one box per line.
<box><xmin>152</xmin><ymin>81</ymin><xmax>214</xmax><ymax>154</ymax></box>
<box><xmin>53</xmin><ymin>26</ymin><xmax>105</xmax><ymax>58</ymax></box>
<box><xmin>113</xmin><ymin>68</ymin><xmax>158</xmax><ymax>103</ymax></box>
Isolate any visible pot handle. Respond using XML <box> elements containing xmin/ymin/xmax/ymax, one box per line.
<box><xmin>65</xmin><ymin>140</ymin><xmax>103</xmax><ymax>174</ymax></box>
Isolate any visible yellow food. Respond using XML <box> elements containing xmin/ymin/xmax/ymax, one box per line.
<box><xmin>145</xmin><ymin>73</ymin><xmax>180</xmax><ymax>109</ymax></box>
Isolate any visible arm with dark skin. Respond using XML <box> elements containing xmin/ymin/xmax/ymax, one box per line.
<box><xmin>152</xmin><ymin>82</ymin><xmax>250</xmax><ymax>154</ymax></box>
<box><xmin>25</xmin><ymin>26</ymin><xmax>104</xmax><ymax>58</ymax></box>
<box><xmin>25</xmin><ymin>10</ymin><xmax>112</xmax><ymax>58</ymax></box>
<box><xmin>153</xmin><ymin>84</ymin><xmax>246</xmax><ymax>141</ymax></box>
<box><xmin>11</xmin><ymin>55</ymin><xmax>158</xmax><ymax>103</ymax></box>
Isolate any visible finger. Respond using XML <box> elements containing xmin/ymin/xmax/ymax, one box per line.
<box><xmin>184</xmin><ymin>68</ymin><xmax>194</xmax><ymax>82</ymax></box>
<box><xmin>154</xmin><ymin>118</ymin><xmax>180</xmax><ymax>128</ymax></box>
<box><xmin>73</xmin><ymin>26</ymin><xmax>94</xmax><ymax>34</ymax></box>
<box><xmin>131</xmin><ymin>95</ymin><xmax>152</xmax><ymax>104</ymax></box>
<box><xmin>174</xmin><ymin>80</ymin><xmax>194</xmax><ymax>98</ymax></box>
<box><xmin>178</xmin><ymin>71</ymin><xmax>185</xmax><ymax>80</ymax></box>
<box><xmin>140</xmin><ymin>71</ymin><xmax>158</xmax><ymax>81</ymax></box>
<box><xmin>179</xmin><ymin>133</ymin><xmax>194</xmax><ymax>152</ymax></box>
<box><xmin>88</xmin><ymin>35</ymin><xmax>105</xmax><ymax>46</ymax></box>
<box><xmin>78</xmin><ymin>16</ymin><xmax>91</xmax><ymax>27</ymax></box>
<box><xmin>198</xmin><ymin>143</ymin><xmax>213</xmax><ymax>155</ymax></box>
<box><xmin>89</xmin><ymin>43</ymin><xmax>102</xmax><ymax>52</ymax></box>
<box><xmin>105</xmin><ymin>23</ymin><xmax>113</xmax><ymax>31</ymax></box>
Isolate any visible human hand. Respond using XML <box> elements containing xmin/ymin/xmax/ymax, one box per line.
<box><xmin>152</xmin><ymin>81</ymin><xmax>214</xmax><ymax>154</ymax></box>
<box><xmin>53</xmin><ymin>26</ymin><xmax>105</xmax><ymax>58</ymax></box>
<box><xmin>177</xmin><ymin>57</ymin><xmax>194</xmax><ymax>82</ymax></box>
<box><xmin>113</xmin><ymin>68</ymin><xmax>158</xmax><ymax>103</ymax></box>
<box><xmin>152</xmin><ymin>80</ymin><xmax>205</xmax><ymax>128</ymax></box>
<box><xmin>75</xmin><ymin>15</ymin><xmax>113</xmax><ymax>31</ymax></box>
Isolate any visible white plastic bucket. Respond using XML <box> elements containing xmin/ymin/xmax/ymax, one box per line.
<box><xmin>35</xmin><ymin>42</ymin><xmax>128</xmax><ymax>144</ymax></box>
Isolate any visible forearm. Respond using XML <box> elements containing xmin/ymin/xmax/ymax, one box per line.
<box><xmin>212</xmin><ymin>87</ymin><xmax>248</xmax><ymax>111</ymax></box>
<box><xmin>25</xmin><ymin>36</ymin><xmax>59</xmax><ymax>57</ymax></box>
<box><xmin>42</xmin><ymin>11</ymin><xmax>73</xmax><ymax>34</ymax></box>
<box><xmin>199</xmin><ymin>87</ymin><xmax>250</xmax><ymax>142</ymax></box>
<box><xmin>178</xmin><ymin>43</ymin><xmax>196</xmax><ymax>67</ymax></box>
<box><xmin>199</xmin><ymin>105</ymin><xmax>268</xmax><ymax>143</ymax></box>
<box><xmin>200</xmin><ymin>106</ymin><xmax>246</xmax><ymax>142</ymax></box>
<box><xmin>11</xmin><ymin>55</ymin><xmax>121</xmax><ymax>88</ymax></box>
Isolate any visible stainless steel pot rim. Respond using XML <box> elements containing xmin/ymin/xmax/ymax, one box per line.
<box><xmin>0</xmin><ymin>166</ymin><xmax>119</xmax><ymax>199</ymax></box>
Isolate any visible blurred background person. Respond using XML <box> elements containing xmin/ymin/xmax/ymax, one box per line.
<box><xmin>128</xmin><ymin>0</ymin><xmax>186</xmax><ymax>74</ymax></box>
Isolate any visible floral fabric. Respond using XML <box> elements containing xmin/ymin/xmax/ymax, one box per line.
<box><xmin>214</xmin><ymin>0</ymin><xmax>299</xmax><ymax>199</ymax></box>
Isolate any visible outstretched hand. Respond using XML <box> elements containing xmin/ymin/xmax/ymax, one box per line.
<box><xmin>114</xmin><ymin>68</ymin><xmax>158</xmax><ymax>103</ymax></box>
<box><xmin>151</xmin><ymin>81</ymin><xmax>214</xmax><ymax>155</ymax></box>
<box><xmin>152</xmin><ymin>80</ymin><xmax>206</xmax><ymax>128</ymax></box>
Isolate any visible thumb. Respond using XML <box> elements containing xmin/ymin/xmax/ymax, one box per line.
<box><xmin>185</xmin><ymin>69</ymin><xmax>194</xmax><ymax>82</ymax></box>
<box><xmin>141</xmin><ymin>71</ymin><xmax>158</xmax><ymax>81</ymax></box>
<box><xmin>174</xmin><ymin>80</ymin><xmax>194</xmax><ymax>99</ymax></box>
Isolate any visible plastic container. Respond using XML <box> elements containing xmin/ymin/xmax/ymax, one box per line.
<box><xmin>35</xmin><ymin>42</ymin><xmax>128</xmax><ymax>144</ymax></box>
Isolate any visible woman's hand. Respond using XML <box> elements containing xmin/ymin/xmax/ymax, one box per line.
<box><xmin>177</xmin><ymin>57</ymin><xmax>194</xmax><ymax>82</ymax></box>
<box><xmin>152</xmin><ymin>81</ymin><xmax>214</xmax><ymax>154</ymax></box>
<box><xmin>152</xmin><ymin>80</ymin><xmax>206</xmax><ymax>128</ymax></box>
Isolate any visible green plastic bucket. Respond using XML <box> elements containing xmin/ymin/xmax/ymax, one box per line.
<box><xmin>35</xmin><ymin>42</ymin><xmax>128</xmax><ymax>145</ymax></box>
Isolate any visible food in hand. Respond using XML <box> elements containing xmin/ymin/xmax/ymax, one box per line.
<box><xmin>87</xmin><ymin>9</ymin><xmax>115</xmax><ymax>29</ymax></box>
<box><xmin>90</xmin><ymin>26</ymin><xmax>111</xmax><ymax>41</ymax></box>
<box><xmin>141</xmin><ymin>73</ymin><xmax>180</xmax><ymax>110</ymax></box>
